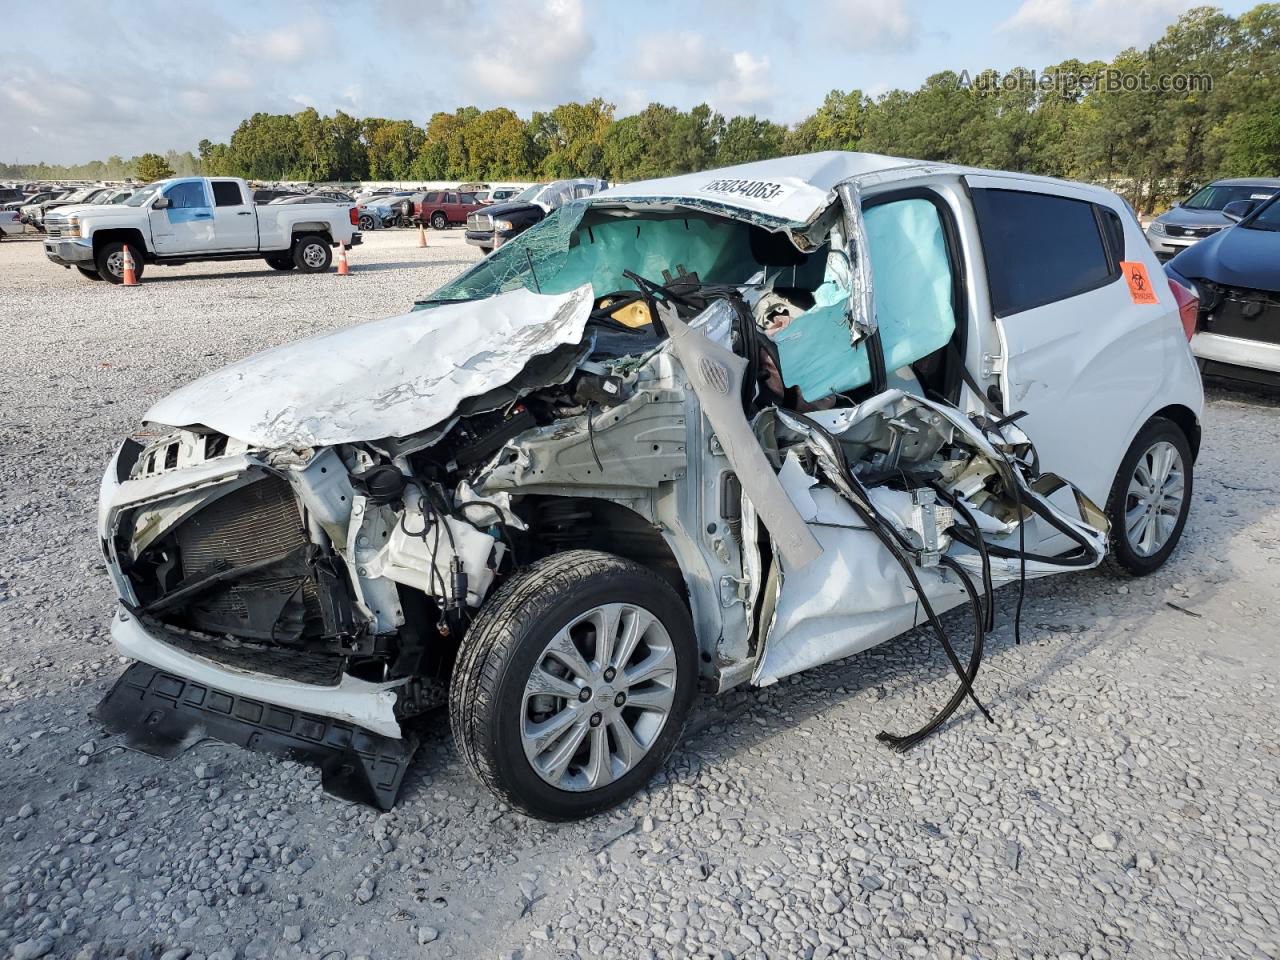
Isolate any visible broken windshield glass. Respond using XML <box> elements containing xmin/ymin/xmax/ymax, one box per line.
<box><xmin>422</xmin><ymin>199</ymin><xmax>829</xmax><ymax>308</ymax></box>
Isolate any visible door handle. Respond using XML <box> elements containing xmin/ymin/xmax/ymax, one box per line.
<box><xmin>194</xmin><ymin>213</ymin><xmax>212</xmax><ymax>219</ymax></box>
<box><xmin>237</xmin><ymin>211</ymin><xmax>253</xmax><ymax>216</ymax></box>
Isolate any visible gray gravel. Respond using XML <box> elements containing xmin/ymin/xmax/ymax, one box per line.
<box><xmin>1</xmin><ymin>229</ymin><xmax>1278</xmax><ymax>960</ymax></box>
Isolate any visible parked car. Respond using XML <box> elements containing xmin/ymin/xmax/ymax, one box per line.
<box><xmin>465</xmin><ymin>179</ymin><xmax>608</xmax><ymax>252</ymax></box>
<box><xmin>42</xmin><ymin>176</ymin><xmax>361</xmax><ymax>283</ymax></box>
<box><xmin>252</xmin><ymin>188</ymin><xmax>298</xmax><ymax>205</ymax></box>
<box><xmin>93</xmin><ymin>151</ymin><xmax>1201</xmax><ymax>818</ymax></box>
<box><xmin>355</xmin><ymin>197</ymin><xmax>402</xmax><ymax>230</ymax></box>
<box><xmin>1165</xmin><ymin>191</ymin><xmax>1280</xmax><ymax>389</ymax></box>
<box><xmin>414</xmin><ymin>190</ymin><xmax>484</xmax><ymax>230</ymax></box>
<box><xmin>1146</xmin><ymin>177</ymin><xmax>1280</xmax><ymax>261</ymax></box>
<box><xmin>0</xmin><ymin>210</ymin><xmax>22</xmax><ymax>240</ymax></box>
<box><xmin>3</xmin><ymin>189</ymin><xmax>64</xmax><ymax>211</ymax></box>
<box><xmin>309</xmin><ymin>190</ymin><xmax>354</xmax><ymax>203</ymax></box>
<box><xmin>485</xmin><ymin>186</ymin><xmax>523</xmax><ymax>204</ymax></box>
<box><xmin>20</xmin><ymin>186</ymin><xmax>110</xmax><ymax>230</ymax></box>
<box><xmin>0</xmin><ymin>187</ymin><xmax>25</xmax><ymax>205</ymax></box>
<box><xmin>270</xmin><ymin>195</ymin><xmax>334</xmax><ymax>204</ymax></box>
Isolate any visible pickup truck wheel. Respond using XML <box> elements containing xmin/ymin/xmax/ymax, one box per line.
<box><xmin>1106</xmin><ymin>417</ymin><xmax>1193</xmax><ymax>576</ymax></box>
<box><xmin>292</xmin><ymin>235</ymin><xmax>332</xmax><ymax>273</ymax></box>
<box><xmin>431</xmin><ymin>212</ymin><xmax>448</xmax><ymax>230</ymax></box>
<box><xmin>96</xmin><ymin>240</ymin><xmax>144</xmax><ymax>284</ymax></box>
<box><xmin>77</xmin><ymin>266</ymin><xmax>103</xmax><ymax>281</ymax></box>
<box><xmin>450</xmin><ymin>550</ymin><xmax>696</xmax><ymax>821</ymax></box>
<box><xmin>264</xmin><ymin>255</ymin><xmax>295</xmax><ymax>271</ymax></box>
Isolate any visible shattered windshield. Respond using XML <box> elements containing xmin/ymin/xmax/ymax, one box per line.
<box><xmin>421</xmin><ymin>199</ymin><xmax>826</xmax><ymax>306</ymax></box>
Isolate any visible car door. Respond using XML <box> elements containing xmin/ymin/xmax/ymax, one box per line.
<box><xmin>207</xmin><ymin>179</ymin><xmax>258</xmax><ymax>251</ymax></box>
<box><xmin>964</xmin><ymin>175</ymin><xmax>1172</xmax><ymax>508</ymax></box>
<box><xmin>149</xmin><ymin>180</ymin><xmax>214</xmax><ymax>255</ymax></box>
<box><xmin>443</xmin><ymin>192</ymin><xmax>459</xmax><ymax>223</ymax></box>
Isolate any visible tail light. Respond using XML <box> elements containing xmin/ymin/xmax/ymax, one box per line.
<box><xmin>349</xmin><ymin>206</ymin><xmax>359</xmax><ymax>227</ymax></box>
<box><xmin>1167</xmin><ymin>277</ymin><xmax>1199</xmax><ymax>341</ymax></box>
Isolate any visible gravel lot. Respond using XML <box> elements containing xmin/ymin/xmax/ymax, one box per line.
<box><xmin>1</xmin><ymin>229</ymin><xmax>1277</xmax><ymax>960</ymax></box>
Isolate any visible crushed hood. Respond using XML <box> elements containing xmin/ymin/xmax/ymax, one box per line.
<box><xmin>1170</xmin><ymin>224</ymin><xmax>1280</xmax><ymax>293</ymax></box>
<box><xmin>145</xmin><ymin>285</ymin><xmax>594</xmax><ymax>448</ymax></box>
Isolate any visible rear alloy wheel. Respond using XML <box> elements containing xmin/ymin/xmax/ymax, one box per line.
<box><xmin>358</xmin><ymin>214</ymin><xmax>375</xmax><ymax>231</ymax></box>
<box><xmin>96</xmin><ymin>240</ymin><xmax>144</xmax><ymax>284</ymax></box>
<box><xmin>450</xmin><ymin>550</ymin><xmax>696</xmax><ymax>820</ymax></box>
<box><xmin>264</xmin><ymin>255</ymin><xmax>295</xmax><ymax>271</ymax></box>
<box><xmin>431</xmin><ymin>212</ymin><xmax>448</xmax><ymax>230</ymax></box>
<box><xmin>292</xmin><ymin>234</ymin><xmax>332</xmax><ymax>273</ymax></box>
<box><xmin>1106</xmin><ymin>417</ymin><xmax>1193</xmax><ymax>575</ymax></box>
<box><xmin>78</xmin><ymin>266</ymin><xmax>103</xmax><ymax>281</ymax></box>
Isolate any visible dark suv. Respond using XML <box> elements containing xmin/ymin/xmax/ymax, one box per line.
<box><xmin>464</xmin><ymin>178</ymin><xmax>609</xmax><ymax>253</ymax></box>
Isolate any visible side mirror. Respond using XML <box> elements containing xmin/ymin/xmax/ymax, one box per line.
<box><xmin>1222</xmin><ymin>199</ymin><xmax>1256</xmax><ymax>222</ymax></box>
<box><xmin>152</xmin><ymin>196</ymin><xmax>171</xmax><ymax>210</ymax></box>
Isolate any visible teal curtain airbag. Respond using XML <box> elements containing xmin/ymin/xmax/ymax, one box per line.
<box><xmin>774</xmin><ymin>198</ymin><xmax>955</xmax><ymax>402</ymax></box>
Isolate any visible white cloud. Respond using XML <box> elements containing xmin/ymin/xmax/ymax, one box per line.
<box><xmin>462</xmin><ymin>0</ymin><xmax>592</xmax><ymax>103</ymax></box>
<box><xmin>628</xmin><ymin>32</ymin><xmax>775</xmax><ymax>114</ymax></box>
<box><xmin>818</xmin><ymin>0</ymin><xmax>919</xmax><ymax>52</ymax></box>
<box><xmin>999</xmin><ymin>0</ymin><xmax>1194</xmax><ymax>53</ymax></box>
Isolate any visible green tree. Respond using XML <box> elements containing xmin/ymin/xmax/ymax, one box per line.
<box><xmin>716</xmin><ymin>115</ymin><xmax>786</xmax><ymax>166</ymax></box>
<box><xmin>134</xmin><ymin>152</ymin><xmax>175</xmax><ymax>181</ymax></box>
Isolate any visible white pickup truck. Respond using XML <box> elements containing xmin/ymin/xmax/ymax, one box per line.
<box><xmin>42</xmin><ymin>177</ymin><xmax>362</xmax><ymax>283</ymax></box>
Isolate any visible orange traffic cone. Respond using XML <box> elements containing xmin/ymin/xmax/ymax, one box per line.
<box><xmin>417</xmin><ymin>222</ymin><xmax>427</xmax><ymax>248</ymax></box>
<box><xmin>121</xmin><ymin>244</ymin><xmax>139</xmax><ymax>286</ymax></box>
<box><xmin>336</xmin><ymin>243</ymin><xmax>350</xmax><ymax>276</ymax></box>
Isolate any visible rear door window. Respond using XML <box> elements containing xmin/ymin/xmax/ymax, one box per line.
<box><xmin>971</xmin><ymin>188</ymin><xmax>1117</xmax><ymax>316</ymax></box>
<box><xmin>211</xmin><ymin>181</ymin><xmax>243</xmax><ymax>206</ymax></box>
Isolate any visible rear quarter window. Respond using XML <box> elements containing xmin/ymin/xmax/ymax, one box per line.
<box><xmin>971</xmin><ymin>188</ymin><xmax>1118</xmax><ymax>316</ymax></box>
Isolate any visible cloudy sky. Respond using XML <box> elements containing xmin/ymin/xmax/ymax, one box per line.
<box><xmin>4</xmin><ymin>0</ymin><xmax>1255</xmax><ymax>164</ymax></box>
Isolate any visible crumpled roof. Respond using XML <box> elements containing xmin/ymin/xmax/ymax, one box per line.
<box><xmin>594</xmin><ymin>151</ymin><xmax>946</xmax><ymax>226</ymax></box>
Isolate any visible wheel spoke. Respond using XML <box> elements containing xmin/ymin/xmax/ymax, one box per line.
<box><xmin>587</xmin><ymin>604</ymin><xmax>622</xmax><ymax>672</ymax></box>
<box><xmin>625</xmin><ymin>686</ymin><xmax>675</xmax><ymax>714</ymax></box>
<box><xmin>1127</xmin><ymin>475</ymin><xmax>1150</xmax><ymax>500</ymax></box>
<box><xmin>624</xmin><ymin>645</ymin><xmax>677</xmax><ymax>688</ymax></box>
<box><xmin>608</xmin><ymin>717</ymin><xmax>642</xmax><ymax>770</ymax></box>
<box><xmin>543</xmin><ymin>625</ymin><xmax>593</xmax><ymax>681</ymax></box>
<box><xmin>524</xmin><ymin>665</ymin><xmax>582</xmax><ymax>701</ymax></box>
<box><xmin>611</xmin><ymin>606</ymin><xmax>653</xmax><ymax>671</ymax></box>
<box><xmin>584</xmin><ymin>725</ymin><xmax>614</xmax><ymax>789</ymax></box>
<box><xmin>535</xmin><ymin>715</ymin><xmax>591</xmax><ymax>783</ymax></box>
<box><xmin>1134</xmin><ymin>459</ymin><xmax>1154</xmax><ymax>489</ymax></box>
<box><xmin>524</xmin><ymin>703</ymin><xmax>583</xmax><ymax>755</ymax></box>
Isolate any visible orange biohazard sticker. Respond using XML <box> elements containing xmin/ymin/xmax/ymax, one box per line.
<box><xmin>1120</xmin><ymin>261</ymin><xmax>1159</xmax><ymax>305</ymax></box>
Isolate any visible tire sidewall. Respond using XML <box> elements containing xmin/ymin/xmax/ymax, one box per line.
<box><xmin>1108</xmin><ymin>418</ymin><xmax>1193</xmax><ymax>575</ymax></box>
<box><xmin>486</xmin><ymin>566</ymin><xmax>697</xmax><ymax>820</ymax></box>
<box><xmin>96</xmin><ymin>240</ymin><xmax>143</xmax><ymax>284</ymax></box>
<box><xmin>292</xmin><ymin>235</ymin><xmax>332</xmax><ymax>273</ymax></box>
<box><xmin>431</xmin><ymin>212</ymin><xmax>447</xmax><ymax>230</ymax></box>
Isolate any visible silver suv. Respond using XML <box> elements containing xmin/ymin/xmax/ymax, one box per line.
<box><xmin>1146</xmin><ymin>177</ymin><xmax>1280</xmax><ymax>261</ymax></box>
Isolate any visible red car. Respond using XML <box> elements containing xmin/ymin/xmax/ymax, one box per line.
<box><xmin>414</xmin><ymin>191</ymin><xmax>484</xmax><ymax>230</ymax></box>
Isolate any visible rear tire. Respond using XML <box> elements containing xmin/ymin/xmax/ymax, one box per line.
<box><xmin>431</xmin><ymin>212</ymin><xmax>448</xmax><ymax>230</ymax></box>
<box><xmin>78</xmin><ymin>266</ymin><xmax>103</xmax><ymax>281</ymax></box>
<box><xmin>1106</xmin><ymin>417</ymin><xmax>1193</xmax><ymax>575</ymax></box>
<box><xmin>264</xmin><ymin>255</ymin><xmax>295</xmax><ymax>271</ymax></box>
<box><xmin>450</xmin><ymin>550</ymin><xmax>697</xmax><ymax>821</ymax></box>
<box><xmin>95</xmin><ymin>240</ymin><xmax>144</xmax><ymax>284</ymax></box>
<box><xmin>292</xmin><ymin>234</ymin><xmax>332</xmax><ymax>273</ymax></box>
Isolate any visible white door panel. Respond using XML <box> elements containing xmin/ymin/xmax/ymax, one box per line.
<box><xmin>207</xmin><ymin>180</ymin><xmax>258</xmax><ymax>251</ymax></box>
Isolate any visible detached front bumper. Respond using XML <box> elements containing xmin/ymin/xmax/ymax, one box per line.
<box><xmin>110</xmin><ymin>607</ymin><xmax>405</xmax><ymax>737</ymax></box>
<box><xmin>44</xmin><ymin>237</ymin><xmax>94</xmax><ymax>266</ymax></box>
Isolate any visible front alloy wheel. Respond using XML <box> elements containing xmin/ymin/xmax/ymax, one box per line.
<box><xmin>450</xmin><ymin>550</ymin><xmax>696</xmax><ymax>820</ymax></box>
<box><xmin>521</xmin><ymin>602</ymin><xmax>678</xmax><ymax>792</ymax></box>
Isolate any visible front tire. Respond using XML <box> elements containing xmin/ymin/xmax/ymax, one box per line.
<box><xmin>95</xmin><ymin>240</ymin><xmax>145</xmax><ymax>284</ymax></box>
<box><xmin>292</xmin><ymin>234</ymin><xmax>332</xmax><ymax>273</ymax></box>
<box><xmin>431</xmin><ymin>212</ymin><xmax>448</xmax><ymax>230</ymax></box>
<box><xmin>358</xmin><ymin>214</ymin><xmax>375</xmax><ymax>231</ymax></box>
<box><xmin>1106</xmin><ymin>417</ymin><xmax>1193</xmax><ymax>575</ymax></box>
<box><xmin>450</xmin><ymin>550</ymin><xmax>697</xmax><ymax>820</ymax></box>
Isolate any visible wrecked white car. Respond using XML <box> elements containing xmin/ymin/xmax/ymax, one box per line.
<box><xmin>95</xmin><ymin>152</ymin><xmax>1203</xmax><ymax>819</ymax></box>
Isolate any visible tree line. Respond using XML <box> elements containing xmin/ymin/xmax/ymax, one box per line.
<box><xmin>5</xmin><ymin>6</ymin><xmax>1277</xmax><ymax>212</ymax></box>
